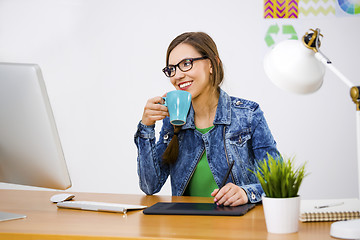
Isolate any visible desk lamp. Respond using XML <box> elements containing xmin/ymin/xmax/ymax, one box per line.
<box><xmin>263</xmin><ymin>28</ymin><xmax>360</xmax><ymax>239</ymax></box>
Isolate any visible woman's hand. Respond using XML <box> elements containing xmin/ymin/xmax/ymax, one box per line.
<box><xmin>211</xmin><ymin>183</ymin><xmax>249</xmax><ymax>207</ymax></box>
<box><xmin>141</xmin><ymin>95</ymin><xmax>169</xmax><ymax>126</ymax></box>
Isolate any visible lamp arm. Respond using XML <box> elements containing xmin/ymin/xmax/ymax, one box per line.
<box><xmin>314</xmin><ymin>52</ymin><xmax>354</xmax><ymax>88</ymax></box>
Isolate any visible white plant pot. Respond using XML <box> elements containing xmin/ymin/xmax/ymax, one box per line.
<box><xmin>262</xmin><ymin>195</ymin><xmax>300</xmax><ymax>234</ymax></box>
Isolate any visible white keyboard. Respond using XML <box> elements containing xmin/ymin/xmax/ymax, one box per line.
<box><xmin>57</xmin><ymin>201</ymin><xmax>147</xmax><ymax>214</ymax></box>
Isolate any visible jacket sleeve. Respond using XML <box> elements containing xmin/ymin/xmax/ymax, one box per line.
<box><xmin>241</xmin><ymin>105</ymin><xmax>280</xmax><ymax>203</ymax></box>
<box><xmin>134</xmin><ymin>121</ymin><xmax>170</xmax><ymax>195</ymax></box>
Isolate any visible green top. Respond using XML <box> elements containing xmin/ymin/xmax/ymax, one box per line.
<box><xmin>183</xmin><ymin>126</ymin><xmax>218</xmax><ymax>197</ymax></box>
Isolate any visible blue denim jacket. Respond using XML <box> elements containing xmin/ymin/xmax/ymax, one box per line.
<box><xmin>134</xmin><ymin>89</ymin><xmax>279</xmax><ymax>203</ymax></box>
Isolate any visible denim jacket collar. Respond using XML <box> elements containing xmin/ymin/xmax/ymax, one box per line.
<box><xmin>182</xmin><ymin>88</ymin><xmax>231</xmax><ymax>130</ymax></box>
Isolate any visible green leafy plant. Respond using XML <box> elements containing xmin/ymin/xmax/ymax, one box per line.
<box><xmin>252</xmin><ymin>153</ymin><xmax>308</xmax><ymax>198</ymax></box>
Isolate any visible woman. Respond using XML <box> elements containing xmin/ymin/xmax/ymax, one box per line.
<box><xmin>134</xmin><ymin>32</ymin><xmax>280</xmax><ymax>206</ymax></box>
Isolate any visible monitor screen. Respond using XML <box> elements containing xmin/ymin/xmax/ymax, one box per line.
<box><xmin>0</xmin><ymin>62</ymin><xmax>71</xmax><ymax>190</ymax></box>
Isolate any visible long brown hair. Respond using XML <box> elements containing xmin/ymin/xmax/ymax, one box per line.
<box><xmin>162</xmin><ymin>32</ymin><xmax>224</xmax><ymax>165</ymax></box>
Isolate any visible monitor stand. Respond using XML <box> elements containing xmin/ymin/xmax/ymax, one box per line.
<box><xmin>0</xmin><ymin>211</ymin><xmax>26</xmax><ymax>222</ymax></box>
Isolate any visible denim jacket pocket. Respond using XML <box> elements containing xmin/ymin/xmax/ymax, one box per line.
<box><xmin>228</xmin><ymin>129</ymin><xmax>251</xmax><ymax>147</ymax></box>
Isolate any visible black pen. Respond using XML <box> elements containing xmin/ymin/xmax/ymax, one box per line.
<box><xmin>219</xmin><ymin>160</ymin><xmax>235</xmax><ymax>190</ymax></box>
<box><xmin>215</xmin><ymin>161</ymin><xmax>235</xmax><ymax>206</ymax></box>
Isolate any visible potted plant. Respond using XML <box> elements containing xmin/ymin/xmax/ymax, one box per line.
<box><xmin>252</xmin><ymin>153</ymin><xmax>308</xmax><ymax>234</ymax></box>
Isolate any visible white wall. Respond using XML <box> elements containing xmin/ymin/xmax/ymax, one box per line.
<box><xmin>1</xmin><ymin>0</ymin><xmax>359</xmax><ymax>199</ymax></box>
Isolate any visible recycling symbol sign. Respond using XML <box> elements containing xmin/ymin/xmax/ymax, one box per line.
<box><xmin>265</xmin><ymin>24</ymin><xmax>298</xmax><ymax>47</ymax></box>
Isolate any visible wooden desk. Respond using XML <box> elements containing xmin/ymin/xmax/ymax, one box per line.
<box><xmin>0</xmin><ymin>189</ymin><xmax>334</xmax><ymax>240</ymax></box>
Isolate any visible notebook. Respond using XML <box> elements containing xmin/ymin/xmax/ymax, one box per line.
<box><xmin>143</xmin><ymin>202</ymin><xmax>255</xmax><ymax>216</ymax></box>
<box><xmin>57</xmin><ymin>201</ymin><xmax>147</xmax><ymax>214</ymax></box>
<box><xmin>300</xmin><ymin>198</ymin><xmax>360</xmax><ymax>222</ymax></box>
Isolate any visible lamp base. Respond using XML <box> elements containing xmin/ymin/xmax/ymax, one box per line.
<box><xmin>330</xmin><ymin>219</ymin><xmax>360</xmax><ymax>239</ymax></box>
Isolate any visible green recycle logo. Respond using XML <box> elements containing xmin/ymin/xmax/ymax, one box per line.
<box><xmin>265</xmin><ymin>24</ymin><xmax>298</xmax><ymax>47</ymax></box>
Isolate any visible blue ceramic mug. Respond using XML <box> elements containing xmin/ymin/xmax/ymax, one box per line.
<box><xmin>162</xmin><ymin>90</ymin><xmax>191</xmax><ymax>126</ymax></box>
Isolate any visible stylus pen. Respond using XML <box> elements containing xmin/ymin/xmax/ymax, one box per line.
<box><xmin>215</xmin><ymin>161</ymin><xmax>235</xmax><ymax>206</ymax></box>
<box><xmin>219</xmin><ymin>161</ymin><xmax>235</xmax><ymax>190</ymax></box>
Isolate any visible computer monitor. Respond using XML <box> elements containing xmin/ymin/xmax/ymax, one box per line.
<box><xmin>0</xmin><ymin>62</ymin><xmax>72</xmax><ymax>221</ymax></box>
<box><xmin>0</xmin><ymin>62</ymin><xmax>71</xmax><ymax>190</ymax></box>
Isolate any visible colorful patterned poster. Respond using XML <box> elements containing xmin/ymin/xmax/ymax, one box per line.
<box><xmin>299</xmin><ymin>0</ymin><xmax>336</xmax><ymax>18</ymax></box>
<box><xmin>264</xmin><ymin>0</ymin><xmax>299</xmax><ymax>18</ymax></box>
<box><xmin>336</xmin><ymin>0</ymin><xmax>360</xmax><ymax>15</ymax></box>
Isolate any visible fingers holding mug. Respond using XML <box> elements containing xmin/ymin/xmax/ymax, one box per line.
<box><xmin>141</xmin><ymin>96</ymin><xmax>169</xmax><ymax>126</ymax></box>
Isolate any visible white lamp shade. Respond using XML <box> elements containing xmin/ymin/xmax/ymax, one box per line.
<box><xmin>264</xmin><ymin>40</ymin><xmax>326</xmax><ymax>94</ymax></box>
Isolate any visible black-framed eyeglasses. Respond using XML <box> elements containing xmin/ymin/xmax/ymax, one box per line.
<box><xmin>162</xmin><ymin>56</ymin><xmax>208</xmax><ymax>78</ymax></box>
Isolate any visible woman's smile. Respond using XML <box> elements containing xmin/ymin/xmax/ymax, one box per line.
<box><xmin>178</xmin><ymin>81</ymin><xmax>193</xmax><ymax>90</ymax></box>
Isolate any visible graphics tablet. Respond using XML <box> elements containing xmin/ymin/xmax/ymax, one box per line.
<box><xmin>143</xmin><ymin>202</ymin><xmax>255</xmax><ymax>216</ymax></box>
